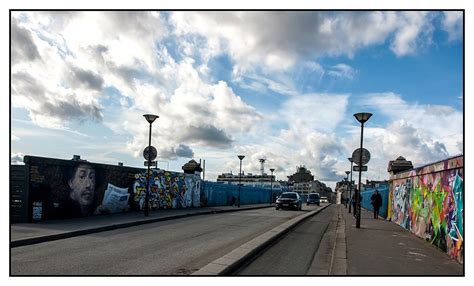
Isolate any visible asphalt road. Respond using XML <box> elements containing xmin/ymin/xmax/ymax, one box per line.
<box><xmin>233</xmin><ymin>204</ymin><xmax>337</xmax><ymax>275</ymax></box>
<box><xmin>11</xmin><ymin>205</ymin><xmax>322</xmax><ymax>275</ymax></box>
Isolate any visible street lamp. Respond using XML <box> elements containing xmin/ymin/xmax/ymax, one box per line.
<box><xmin>237</xmin><ymin>155</ymin><xmax>245</xmax><ymax>208</ymax></box>
<box><xmin>347</xmin><ymin>157</ymin><xmax>354</xmax><ymax>214</ymax></box>
<box><xmin>345</xmin><ymin>171</ymin><xmax>350</xmax><ymax>207</ymax></box>
<box><xmin>270</xmin><ymin>168</ymin><xmax>275</xmax><ymax>205</ymax></box>
<box><xmin>143</xmin><ymin>114</ymin><xmax>159</xmax><ymax>217</ymax></box>
<box><xmin>354</xmin><ymin>112</ymin><xmax>372</xmax><ymax>228</ymax></box>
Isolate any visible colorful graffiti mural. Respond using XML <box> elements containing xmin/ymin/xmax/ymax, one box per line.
<box><xmin>388</xmin><ymin>156</ymin><xmax>463</xmax><ymax>263</ymax></box>
<box><xmin>133</xmin><ymin>169</ymin><xmax>200</xmax><ymax>210</ymax></box>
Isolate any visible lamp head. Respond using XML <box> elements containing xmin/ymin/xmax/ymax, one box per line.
<box><xmin>353</xmin><ymin>112</ymin><xmax>372</xmax><ymax>124</ymax></box>
<box><xmin>143</xmin><ymin>114</ymin><xmax>159</xmax><ymax>124</ymax></box>
<box><xmin>345</xmin><ymin>171</ymin><xmax>350</xmax><ymax>175</ymax></box>
<box><xmin>237</xmin><ymin>155</ymin><xmax>245</xmax><ymax>160</ymax></box>
<box><xmin>270</xmin><ymin>168</ymin><xmax>275</xmax><ymax>173</ymax></box>
<box><xmin>348</xmin><ymin>157</ymin><xmax>353</xmax><ymax>163</ymax></box>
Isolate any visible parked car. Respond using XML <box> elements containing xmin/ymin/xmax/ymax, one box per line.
<box><xmin>275</xmin><ymin>192</ymin><xmax>302</xmax><ymax>211</ymax></box>
<box><xmin>306</xmin><ymin>193</ymin><xmax>320</xmax><ymax>206</ymax></box>
<box><xmin>320</xmin><ymin>196</ymin><xmax>328</xmax><ymax>203</ymax></box>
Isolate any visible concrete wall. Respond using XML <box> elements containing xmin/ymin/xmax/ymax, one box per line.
<box><xmin>387</xmin><ymin>155</ymin><xmax>463</xmax><ymax>263</ymax></box>
<box><xmin>22</xmin><ymin>155</ymin><xmax>200</xmax><ymax>221</ymax></box>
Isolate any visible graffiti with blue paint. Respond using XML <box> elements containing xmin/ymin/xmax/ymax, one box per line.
<box><xmin>133</xmin><ymin>169</ymin><xmax>200</xmax><ymax>210</ymax></box>
<box><xmin>388</xmin><ymin>156</ymin><xmax>463</xmax><ymax>263</ymax></box>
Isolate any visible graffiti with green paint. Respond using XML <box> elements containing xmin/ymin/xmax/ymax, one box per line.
<box><xmin>389</xmin><ymin>161</ymin><xmax>463</xmax><ymax>263</ymax></box>
<box><xmin>133</xmin><ymin>169</ymin><xmax>200</xmax><ymax>210</ymax></box>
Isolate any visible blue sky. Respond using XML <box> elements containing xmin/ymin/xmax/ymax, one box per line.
<box><xmin>10</xmin><ymin>10</ymin><xmax>464</xmax><ymax>189</ymax></box>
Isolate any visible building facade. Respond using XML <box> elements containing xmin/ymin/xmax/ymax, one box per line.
<box><xmin>216</xmin><ymin>172</ymin><xmax>282</xmax><ymax>191</ymax></box>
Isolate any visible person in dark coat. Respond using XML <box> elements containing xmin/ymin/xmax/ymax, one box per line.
<box><xmin>352</xmin><ymin>192</ymin><xmax>362</xmax><ymax>217</ymax></box>
<box><xmin>370</xmin><ymin>190</ymin><xmax>383</xmax><ymax>219</ymax></box>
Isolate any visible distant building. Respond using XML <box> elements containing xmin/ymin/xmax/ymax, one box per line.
<box><xmin>286</xmin><ymin>166</ymin><xmax>333</xmax><ymax>200</ymax></box>
<box><xmin>287</xmin><ymin>165</ymin><xmax>314</xmax><ymax>183</ymax></box>
<box><xmin>387</xmin><ymin>156</ymin><xmax>413</xmax><ymax>174</ymax></box>
<box><xmin>216</xmin><ymin>172</ymin><xmax>282</xmax><ymax>191</ymax></box>
<box><xmin>364</xmin><ymin>179</ymin><xmax>389</xmax><ymax>190</ymax></box>
<box><xmin>292</xmin><ymin>180</ymin><xmax>329</xmax><ymax>195</ymax></box>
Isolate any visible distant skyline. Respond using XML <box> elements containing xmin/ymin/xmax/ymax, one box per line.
<box><xmin>10</xmin><ymin>11</ymin><xmax>463</xmax><ymax>189</ymax></box>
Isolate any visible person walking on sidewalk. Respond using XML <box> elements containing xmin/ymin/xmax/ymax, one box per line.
<box><xmin>370</xmin><ymin>190</ymin><xmax>383</xmax><ymax>219</ymax></box>
<box><xmin>351</xmin><ymin>192</ymin><xmax>361</xmax><ymax>217</ymax></box>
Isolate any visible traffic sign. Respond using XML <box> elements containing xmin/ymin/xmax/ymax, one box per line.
<box><xmin>353</xmin><ymin>165</ymin><xmax>368</xmax><ymax>172</ymax></box>
<box><xmin>143</xmin><ymin>146</ymin><xmax>157</xmax><ymax>161</ymax></box>
<box><xmin>352</xmin><ymin>148</ymin><xmax>371</xmax><ymax>166</ymax></box>
<box><xmin>144</xmin><ymin>160</ymin><xmax>157</xmax><ymax>167</ymax></box>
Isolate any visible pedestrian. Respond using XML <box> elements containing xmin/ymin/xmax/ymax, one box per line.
<box><xmin>351</xmin><ymin>192</ymin><xmax>361</xmax><ymax>217</ymax></box>
<box><xmin>370</xmin><ymin>190</ymin><xmax>383</xmax><ymax>219</ymax></box>
<box><xmin>351</xmin><ymin>193</ymin><xmax>356</xmax><ymax>217</ymax></box>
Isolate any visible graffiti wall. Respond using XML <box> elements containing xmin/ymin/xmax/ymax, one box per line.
<box><xmin>23</xmin><ymin>155</ymin><xmax>201</xmax><ymax>221</ymax></box>
<box><xmin>388</xmin><ymin>156</ymin><xmax>463</xmax><ymax>263</ymax></box>
<box><xmin>133</xmin><ymin>169</ymin><xmax>200</xmax><ymax>210</ymax></box>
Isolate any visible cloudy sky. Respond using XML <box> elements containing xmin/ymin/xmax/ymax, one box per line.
<box><xmin>10</xmin><ymin>10</ymin><xmax>463</xmax><ymax>189</ymax></box>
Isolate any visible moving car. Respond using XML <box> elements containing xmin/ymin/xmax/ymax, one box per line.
<box><xmin>275</xmin><ymin>192</ymin><xmax>302</xmax><ymax>211</ymax></box>
<box><xmin>320</xmin><ymin>196</ymin><xmax>329</xmax><ymax>203</ymax></box>
<box><xmin>306</xmin><ymin>193</ymin><xmax>320</xmax><ymax>206</ymax></box>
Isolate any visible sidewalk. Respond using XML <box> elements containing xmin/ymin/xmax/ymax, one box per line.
<box><xmin>10</xmin><ymin>204</ymin><xmax>273</xmax><ymax>247</ymax></box>
<box><xmin>340</xmin><ymin>205</ymin><xmax>463</xmax><ymax>275</ymax></box>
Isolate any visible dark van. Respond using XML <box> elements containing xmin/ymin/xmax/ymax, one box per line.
<box><xmin>306</xmin><ymin>193</ymin><xmax>320</xmax><ymax>206</ymax></box>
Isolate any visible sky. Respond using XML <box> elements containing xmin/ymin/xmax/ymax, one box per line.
<box><xmin>9</xmin><ymin>10</ymin><xmax>464</xmax><ymax>190</ymax></box>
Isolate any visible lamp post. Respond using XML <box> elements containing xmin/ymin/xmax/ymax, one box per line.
<box><xmin>354</xmin><ymin>112</ymin><xmax>372</xmax><ymax>228</ymax></box>
<box><xmin>143</xmin><ymin>114</ymin><xmax>159</xmax><ymax>217</ymax></box>
<box><xmin>348</xmin><ymin>157</ymin><xmax>354</xmax><ymax>213</ymax></box>
<box><xmin>237</xmin><ymin>155</ymin><xmax>245</xmax><ymax>208</ymax></box>
<box><xmin>345</xmin><ymin>171</ymin><xmax>350</xmax><ymax>207</ymax></box>
<box><xmin>270</xmin><ymin>168</ymin><xmax>275</xmax><ymax>205</ymax></box>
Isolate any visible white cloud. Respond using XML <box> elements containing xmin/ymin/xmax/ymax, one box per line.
<box><xmin>280</xmin><ymin>93</ymin><xmax>349</xmax><ymax>134</ymax></box>
<box><xmin>9</xmin><ymin>11</ymin><xmax>462</xmax><ymax>190</ymax></box>
<box><xmin>11</xmin><ymin>152</ymin><xmax>25</xmax><ymax>165</ymax></box>
<box><xmin>11</xmin><ymin>134</ymin><xmax>20</xmax><ymax>141</ymax></box>
<box><xmin>11</xmin><ymin>11</ymin><xmax>263</xmax><ymax>161</ymax></box>
<box><xmin>170</xmin><ymin>11</ymin><xmax>449</xmax><ymax>74</ymax></box>
<box><xmin>223</xmin><ymin>92</ymin><xmax>351</xmax><ymax>183</ymax></box>
<box><xmin>390</xmin><ymin>11</ymin><xmax>434</xmax><ymax>56</ymax></box>
<box><xmin>104</xmin><ymin>63</ymin><xmax>263</xmax><ymax>160</ymax></box>
<box><xmin>327</xmin><ymin>64</ymin><xmax>357</xmax><ymax>80</ymax></box>
<box><xmin>358</xmin><ymin>92</ymin><xmax>463</xmax><ymax>164</ymax></box>
<box><xmin>442</xmin><ymin>11</ymin><xmax>463</xmax><ymax>41</ymax></box>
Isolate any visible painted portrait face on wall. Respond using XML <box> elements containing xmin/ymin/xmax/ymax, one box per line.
<box><xmin>68</xmin><ymin>164</ymin><xmax>96</xmax><ymax>210</ymax></box>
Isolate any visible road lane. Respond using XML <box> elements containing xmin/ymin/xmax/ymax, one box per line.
<box><xmin>11</xmin><ymin>205</ymin><xmax>322</xmax><ymax>275</ymax></box>
<box><xmin>234</xmin><ymin>204</ymin><xmax>337</xmax><ymax>275</ymax></box>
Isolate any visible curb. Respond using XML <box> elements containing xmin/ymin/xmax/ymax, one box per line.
<box><xmin>329</xmin><ymin>205</ymin><xmax>347</xmax><ymax>275</ymax></box>
<box><xmin>192</xmin><ymin>204</ymin><xmax>331</xmax><ymax>275</ymax></box>
<box><xmin>11</xmin><ymin>205</ymin><xmax>273</xmax><ymax>248</ymax></box>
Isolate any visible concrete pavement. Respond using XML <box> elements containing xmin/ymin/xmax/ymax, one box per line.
<box><xmin>10</xmin><ymin>204</ymin><xmax>274</xmax><ymax>247</ymax></box>
<box><xmin>336</xmin><ymin>204</ymin><xmax>463</xmax><ymax>275</ymax></box>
